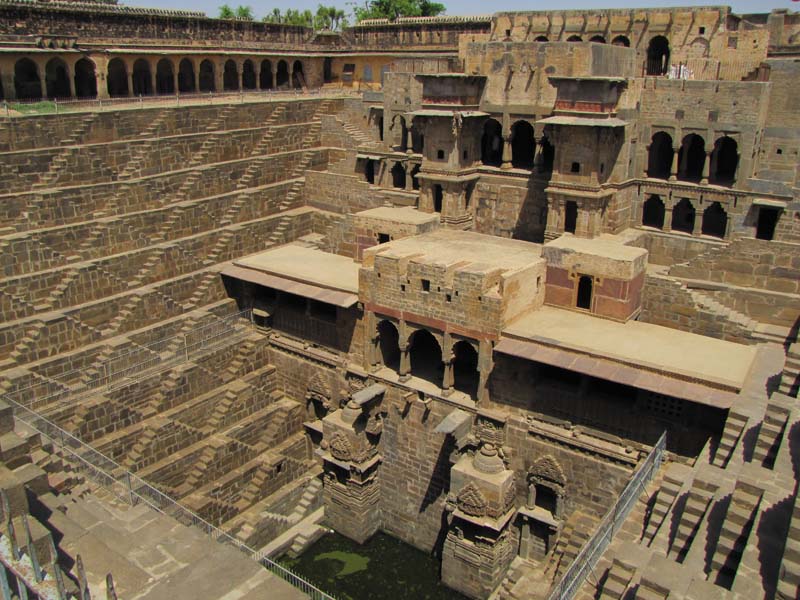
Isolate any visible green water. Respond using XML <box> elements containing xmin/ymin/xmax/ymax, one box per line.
<box><xmin>279</xmin><ymin>531</ymin><xmax>469</xmax><ymax>600</ymax></box>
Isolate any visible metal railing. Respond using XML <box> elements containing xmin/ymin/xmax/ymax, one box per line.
<box><xmin>546</xmin><ymin>431</ymin><xmax>667</xmax><ymax>600</ymax></box>
<box><xmin>3</xmin><ymin>309</ymin><xmax>254</xmax><ymax>414</ymax></box>
<box><xmin>1</xmin><ymin>87</ymin><xmax>361</xmax><ymax>118</ymax></box>
<box><xmin>0</xmin><ymin>308</ymin><xmax>336</xmax><ymax>599</ymax></box>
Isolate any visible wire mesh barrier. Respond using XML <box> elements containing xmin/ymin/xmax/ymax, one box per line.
<box><xmin>0</xmin><ymin>311</ymin><xmax>336</xmax><ymax>599</ymax></box>
<box><xmin>0</xmin><ymin>88</ymin><xmax>361</xmax><ymax>117</ymax></box>
<box><xmin>2</xmin><ymin>309</ymin><xmax>254</xmax><ymax>414</ymax></box>
<box><xmin>546</xmin><ymin>431</ymin><xmax>667</xmax><ymax>600</ymax></box>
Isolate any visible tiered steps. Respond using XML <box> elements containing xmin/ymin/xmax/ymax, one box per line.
<box><xmin>669</xmin><ymin>477</ymin><xmax>718</xmax><ymax>560</ymax></box>
<box><xmin>708</xmin><ymin>480</ymin><xmax>763</xmax><ymax>587</ymax></box>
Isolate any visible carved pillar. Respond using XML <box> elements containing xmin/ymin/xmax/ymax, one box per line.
<box><xmin>149</xmin><ymin>61</ymin><xmax>156</xmax><ymax>96</ymax></box>
<box><xmin>501</xmin><ymin>135</ymin><xmax>513</xmax><ymax>169</ymax></box>
<box><xmin>173</xmin><ymin>69</ymin><xmax>180</xmax><ymax>95</ymax></box>
<box><xmin>194</xmin><ymin>61</ymin><xmax>201</xmax><ymax>92</ymax></box>
<box><xmin>669</xmin><ymin>146</ymin><xmax>679</xmax><ymax>181</ymax></box>
<box><xmin>238</xmin><ymin>62</ymin><xmax>244</xmax><ymax>91</ymax></box>
<box><xmin>442</xmin><ymin>356</ymin><xmax>454</xmax><ymax>396</ymax></box>
<box><xmin>701</xmin><ymin>150</ymin><xmax>711</xmax><ymax>184</ymax></box>
<box><xmin>405</xmin><ymin>128</ymin><xmax>413</xmax><ymax>155</ymax></box>
<box><xmin>533</xmin><ymin>137</ymin><xmax>545</xmax><ymax>171</ymax></box>
<box><xmin>527</xmin><ymin>483</ymin><xmax>537</xmax><ymax>507</ymax></box>
<box><xmin>215</xmin><ymin>61</ymin><xmax>224</xmax><ymax>93</ymax></box>
<box><xmin>370</xmin><ymin>332</ymin><xmax>381</xmax><ymax>372</ymax></box>
<box><xmin>0</xmin><ymin>69</ymin><xmax>16</xmax><ymax>100</ymax></box>
<box><xmin>126</xmin><ymin>69</ymin><xmax>134</xmax><ymax>97</ymax></box>
<box><xmin>405</xmin><ymin>165</ymin><xmax>414</xmax><ymax>191</ymax></box>
<box><xmin>399</xmin><ymin>344</ymin><xmax>411</xmax><ymax>382</ymax></box>
<box><xmin>255</xmin><ymin>65</ymin><xmax>262</xmax><ymax>90</ymax></box>
<box><xmin>67</xmin><ymin>64</ymin><xmax>76</xmax><ymax>98</ymax></box>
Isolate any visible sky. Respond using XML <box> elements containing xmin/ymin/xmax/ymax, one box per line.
<box><xmin>123</xmin><ymin>0</ymin><xmax>797</xmax><ymax>21</ymax></box>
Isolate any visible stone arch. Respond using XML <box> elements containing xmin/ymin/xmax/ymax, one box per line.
<box><xmin>45</xmin><ymin>57</ymin><xmax>70</xmax><ymax>99</ymax></box>
<box><xmin>409</xmin><ymin>329</ymin><xmax>443</xmax><ymax>386</ymax></box>
<box><xmin>155</xmin><ymin>58</ymin><xmax>174</xmax><ymax>95</ymax></box>
<box><xmin>242</xmin><ymin>59</ymin><xmax>256</xmax><ymax>90</ymax></box>
<box><xmin>276</xmin><ymin>60</ymin><xmax>289</xmax><ymax>87</ymax></box>
<box><xmin>14</xmin><ymin>58</ymin><xmax>41</xmax><ymax>100</ymax></box>
<box><xmin>589</xmin><ymin>35</ymin><xmax>606</xmax><ymax>43</ymax></box>
<box><xmin>199</xmin><ymin>59</ymin><xmax>215</xmax><ymax>92</ymax></box>
<box><xmin>132</xmin><ymin>59</ymin><xmax>152</xmax><ymax>96</ymax></box>
<box><xmin>612</xmin><ymin>35</ymin><xmax>631</xmax><ymax>47</ymax></box>
<box><xmin>678</xmin><ymin>134</ymin><xmax>705</xmax><ymax>182</ymax></box>
<box><xmin>534</xmin><ymin>35</ymin><xmax>549</xmax><ymax>42</ymax></box>
<box><xmin>481</xmin><ymin>118</ymin><xmax>503</xmax><ymax>167</ymax></box>
<box><xmin>647</xmin><ymin>131</ymin><xmax>673</xmax><ymax>179</ymax></box>
<box><xmin>260</xmin><ymin>59</ymin><xmax>273</xmax><ymax>89</ymax></box>
<box><xmin>377</xmin><ymin>319</ymin><xmax>400</xmax><ymax>371</ymax></box>
<box><xmin>305</xmin><ymin>371</ymin><xmax>332</xmax><ymax>420</ymax></box>
<box><xmin>391</xmin><ymin>162</ymin><xmax>406</xmax><ymax>189</ymax></box>
<box><xmin>688</xmin><ymin>37</ymin><xmax>710</xmax><ymax>59</ymax></box>
<box><xmin>452</xmin><ymin>340</ymin><xmax>479</xmax><ymax>399</ymax></box>
<box><xmin>73</xmin><ymin>58</ymin><xmax>97</xmax><ymax>98</ymax></box>
<box><xmin>642</xmin><ymin>195</ymin><xmax>665</xmax><ymax>229</ymax></box>
<box><xmin>567</xmin><ymin>35</ymin><xmax>583</xmax><ymax>42</ymax></box>
<box><xmin>527</xmin><ymin>455</ymin><xmax>566</xmax><ymax>516</ymax></box>
<box><xmin>701</xmin><ymin>202</ymin><xmax>727</xmax><ymax>238</ymax></box>
<box><xmin>178</xmin><ymin>59</ymin><xmax>195</xmax><ymax>93</ymax></box>
<box><xmin>511</xmin><ymin>120</ymin><xmax>535</xmax><ymax>169</ymax></box>
<box><xmin>223</xmin><ymin>59</ymin><xmax>238</xmax><ymax>91</ymax></box>
<box><xmin>710</xmin><ymin>136</ymin><xmax>738</xmax><ymax>186</ymax></box>
<box><xmin>106</xmin><ymin>58</ymin><xmax>128</xmax><ymax>97</ymax></box>
<box><xmin>292</xmin><ymin>60</ymin><xmax>304</xmax><ymax>89</ymax></box>
<box><xmin>671</xmin><ymin>198</ymin><xmax>696</xmax><ymax>234</ymax></box>
<box><xmin>646</xmin><ymin>35</ymin><xmax>670</xmax><ymax>76</ymax></box>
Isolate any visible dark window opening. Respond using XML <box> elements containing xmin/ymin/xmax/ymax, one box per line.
<box><xmin>677</xmin><ymin>134</ymin><xmax>705</xmax><ymax>183</ymax></box>
<box><xmin>647</xmin><ymin>131</ymin><xmax>673</xmax><ymax>180</ymax></box>
<box><xmin>155</xmin><ymin>59</ymin><xmax>174</xmax><ymax>95</ymax></box>
<box><xmin>132</xmin><ymin>59</ymin><xmax>152</xmax><ymax>96</ymax></box>
<box><xmin>642</xmin><ymin>195</ymin><xmax>665</xmax><ymax>229</ymax></box>
<box><xmin>576</xmin><ymin>275</ymin><xmax>593</xmax><ymax>310</ymax></box>
<box><xmin>45</xmin><ymin>58</ymin><xmax>70</xmax><ymax>99</ymax></box>
<box><xmin>535</xmin><ymin>35</ymin><xmax>549</xmax><ymax>42</ymax></box>
<box><xmin>671</xmin><ymin>199</ymin><xmax>696</xmax><ymax>234</ymax></box>
<box><xmin>564</xmin><ymin>201</ymin><xmax>578</xmax><ymax>234</ymax></box>
<box><xmin>612</xmin><ymin>35</ymin><xmax>630</xmax><ymax>47</ymax></box>
<box><xmin>511</xmin><ymin>120</ymin><xmax>535</xmax><ymax>169</ymax></box>
<box><xmin>199</xmin><ymin>60</ymin><xmax>215</xmax><ymax>92</ymax></box>
<box><xmin>260</xmin><ymin>60</ymin><xmax>274</xmax><ymax>89</ymax></box>
<box><xmin>178</xmin><ymin>59</ymin><xmax>196</xmax><ymax>93</ymax></box>
<box><xmin>590</xmin><ymin>35</ymin><xmax>606</xmax><ymax>43</ymax></box>
<box><xmin>410</xmin><ymin>164</ymin><xmax>421</xmax><ymax>191</ymax></box>
<box><xmin>378</xmin><ymin>233</ymin><xmax>390</xmax><ymax>244</ymax></box>
<box><xmin>276</xmin><ymin>60</ymin><xmax>289</xmax><ymax>87</ymax></box>
<box><xmin>378</xmin><ymin>320</ymin><xmax>400</xmax><ymax>370</ymax></box>
<box><xmin>646</xmin><ymin>35</ymin><xmax>670</xmax><ymax>76</ymax></box>
<box><xmin>14</xmin><ymin>58</ymin><xmax>41</xmax><ymax>100</ymax></box>
<box><xmin>699</xmin><ymin>27</ymin><xmax>706</xmax><ymax>34</ymax></box>
<box><xmin>756</xmin><ymin>207</ymin><xmax>779</xmax><ymax>241</ymax></box>
<box><xmin>421</xmin><ymin>279</ymin><xmax>430</xmax><ymax>292</ymax></box>
<box><xmin>570</xmin><ymin>162</ymin><xmax>580</xmax><ymax>173</ymax></box>
<box><xmin>310</xmin><ymin>300</ymin><xmax>337</xmax><ymax>322</ymax></box>
<box><xmin>709</xmin><ymin>136</ymin><xmax>738</xmax><ymax>186</ymax></box>
<box><xmin>391</xmin><ymin>162</ymin><xmax>406</xmax><ymax>189</ymax></box>
<box><xmin>365</xmin><ymin>159</ymin><xmax>375</xmax><ymax>184</ymax></box>
<box><xmin>242</xmin><ymin>60</ymin><xmax>257</xmax><ymax>90</ymax></box>
<box><xmin>74</xmin><ymin>58</ymin><xmax>97</xmax><ymax>98</ymax></box>
<box><xmin>452</xmin><ymin>341</ymin><xmax>479</xmax><ymax>399</ymax></box>
<box><xmin>323</xmin><ymin>57</ymin><xmax>333</xmax><ymax>83</ymax></box>
<box><xmin>107</xmin><ymin>58</ymin><xmax>128</xmax><ymax>97</ymax></box>
<box><xmin>433</xmin><ymin>185</ymin><xmax>443</xmax><ymax>213</ymax></box>
<box><xmin>436</xmin><ymin>149</ymin><xmax>445</xmax><ymax>160</ymax></box>
<box><xmin>223</xmin><ymin>59</ymin><xmax>238</xmax><ymax>91</ymax></box>
<box><xmin>701</xmin><ymin>202</ymin><xmax>727</xmax><ymax>238</ymax></box>
<box><xmin>409</xmin><ymin>329</ymin><xmax>443</xmax><ymax>386</ymax></box>
<box><xmin>567</xmin><ymin>35</ymin><xmax>583</xmax><ymax>42</ymax></box>
<box><xmin>535</xmin><ymin>485</ymin><xmax>558</xmax><ymax>514</ymax></box>
<box><xmin>292</xmin><ymin>61</ymin><xmax>304</xmax><ymax>89</ymax></box>
<box><xmin>481</xmin><ymin>118</ymin><xmax>503</xmax><ymax>167</ymax></box>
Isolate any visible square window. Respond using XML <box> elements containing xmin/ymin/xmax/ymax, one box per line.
<box><xmin>400</xmin><ymin>284</ymin><xmax>406</xmax><ymax>292</ymax></box>
<box><xmin>378</xmin><ymin>232</ymin><xmax>390</xmax><ymax>243</ymax></box>
<box><xmin>446</xmin><ymin>293</ymin><xmax>452</xmax><ymax>302</ymax></box>
<box><xmin>728</xmin><ymin>37</ymin><xmax>738</xmax><ymax>49</ymax></box>
<box><xmin>777</xmin><ymin>148</ymin><xmax>783</xmax><ymax>155</ymax></box>
<box><xmin>571</xmin><ymin>162</ymin><xmax>580</xmax><ymax>173</ymax></box>
<box><xmin>698</xmin><ymin>26</ymin><xmax>705</xmax><ymax>34</ymax></box>
<box><xmin>463</xmin><ymin>150</ymin><xmax>468</xmax><ymax>160</ymax></box>
<box><xmin>421</xmin><ymin>279</ymin><xmax>431</xmax><ymax>292</ymax></box>
<box><xmin>437</xmin><ymin>150</ymin><xmax>445</xmax><ymax>160</ymax></box>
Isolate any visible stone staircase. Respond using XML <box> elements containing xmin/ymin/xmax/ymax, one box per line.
<box><xmin>668</xmin><ymin>477</ymin><xmax>718</xmax><ymax>560</ymax></box>
<box><xmin>183</xmin><ymin>271</ymin><xmax>221</xmax><ymax>311</ymax></box>
<box><xmin>128</xmin><ymin>247</ymin><xmax>168</xmax><ymax>288</ymax></box>
<box><xmin>117</xmin><ymin>110</ymin><xmax>171</xmax><ymax>180</ymax></box>
<box><xmin>776</xmin><ymin>492</ymin><xmax>800</xmax><ymax>600</ymax></box>
<box><xmin>33</xmin><ymin>147</ymin><xmax>78</xmax><ymax>190</ymax></box>
<box><xmin>642</xmin><ymin>465</ymin><xmax>685</xmax><ymax>545</ymax></box>
<box><xmin>779</xmin><ymin>343</ymin><xmax>799</xmax><ymax>397</ymax></box>
<box><xmin>708</xmin><ymin>480</ymin><xmax>762</xmax><ymax>585</ymax></box>
<box><xmin>752</xmin><ymin>398</ymin><xmax>790</xmax><ymax>467</ymax></box>
<box><xmin>60</xmin><ymin>113</ymin><xmax>98</xmax><ymax>146</ymax></box>
<box><xmin>712</xmin><ymin>409</ymin><xmax>749</xmax><ymax>468</ymax></box>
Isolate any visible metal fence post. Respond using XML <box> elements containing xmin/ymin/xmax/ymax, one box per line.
<box><xmin>126</xmin><ymin>471</ymin><xmax>134</xmax><ymax>506</ymax></box>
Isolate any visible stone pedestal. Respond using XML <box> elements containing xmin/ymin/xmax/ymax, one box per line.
<box><xmin>441</xmin><ymin>444</ymin><xmax>517</xmax><ymax>599</ymax></box>
<box><xmin>318</xmin><ymin>397</ymin><xmax>383</xmax><ymax>543</ymax></box>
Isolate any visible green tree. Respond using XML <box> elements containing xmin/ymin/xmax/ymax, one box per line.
<box><xmin>262</xmin><ymin>7</ymin><xmax>282</xmax><ymax>23</ymax></box>
<box><xmin>218</xmin><ymin>3</ymin><xmax>235</xmax><ymax>18</ymax></box>
<box><xmin>235</xmin><ymin>5</ymin><xmax>254</xmax><ymax>19</ymax></box>
<box><xmin>353</xmin><ymin>0</ymin><xmax>445</xmax><ymax>21</ymax></box>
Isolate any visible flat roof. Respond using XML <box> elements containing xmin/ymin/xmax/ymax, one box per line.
<box><xmin>354</xmin><ymin>206</ymin><xmax>440</xmax><ymax>225</ymax></box>
<box><xmin>503</xmin><ymin>306</ymin><xmax>757</xmax><ymax>391</ymax></box>
<box><xmin>234</xmin><ymin>245</ymin><xmax>360</xmax><ymax>293</ymax></box>
<box><xmin>367</xmin><ymin>229</ymin><xmax>542</xmax><ymax>272</ymax></box>
<box><xmin>538</xmin><ymin>116</ymin><xmax>628</xmax><ymax>127</ymax></box>
<box><xmin>544</xmin><ymin>234</ymin><xmax>648</xmax><ymax>261</ymax></box>
<box><xmin>411</xmin><ymin>109</ymin><xmax>488</xmax><ymax>118</ymax></box>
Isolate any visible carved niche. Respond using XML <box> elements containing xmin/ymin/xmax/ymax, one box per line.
<box><xmin>457</xmin><ymin>482</ymin><xmax>489</xmax><ymax>517</ymax></box>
